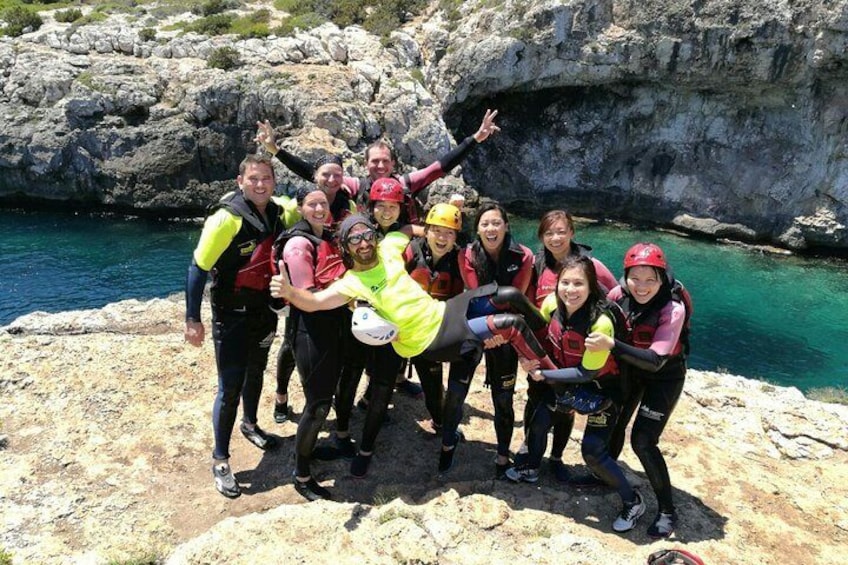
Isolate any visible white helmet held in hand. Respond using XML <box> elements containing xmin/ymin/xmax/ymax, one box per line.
<box><xmin>351</xmin><ymin>305</ymin><xmax>398</xmax><ymax>346</ymax></box>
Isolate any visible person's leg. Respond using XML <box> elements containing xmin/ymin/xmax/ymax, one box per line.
<box><xmin>631</xmin><ymin>378</ymin><xmax>685</xmax><ymax>537</ymax></box>
<box><xmin>438</xmin><ymin>357</ymin><xmax>476</xmax><ymax>473</ymax></box>
<box><xmin>581</xmin><ymin>396</ymin><xmax>645</xmax><ymax>532</ymax></box>
<box><xmin>506</xmin><ymin>397</ymin><xmax>551</xmax><ymax>483</ymax></box>
<box><xmin>351</xmin><ymin>344</ymin><xmax>404</xmax><ymax>477</ymax></box>
<box><xmin>240</xmin><ymin>308</ymin><xmax>277</xmax><ymax>428</ymax></box>
<box><xmin>486</xmin><ymin>345</ymin><xmax>518</xmax><ymax>476</ymax></box>
<box><xmin>211</xmin><ymin>310</ymin><xmax>248</xmax><ymax>461</ymax></box>
<box><xmin>413</xmin><ymin>356</ymin><xmax>444</xmax><ymax>428</ymax></box>
<box><xmin>467</xmin><ymin>313</ymin><xmax>555</xmax><ymax>369</ymax></box>
<box><xmin>608</xmin><ymin>374</ymin><xmax>643</xmax><ymax>461</ymax></box>
<box><xmin>274</xmin><ymin>313</ymin><xmax>296</xmax><ymax>422</ymax></box>
<box><xmin>334</xmin><ymin>315</ymin><xmax>366</xmax><ymax>449</ymax></box>
<box><xmin>210</xmin><ymin>309</ymin><xmax>248</xmax><ymax>498</ymax></box>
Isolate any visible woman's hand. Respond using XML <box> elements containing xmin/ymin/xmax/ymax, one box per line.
<box><xmin>519</xmin><ymin>357</ymin><xmax>545</xmax><ymax>381</ymax></box>
<box><xmin>585</xmin><ymin>331</ymin><xmax>614</xmax><ymax>352</ymax></box>
<box><xmin>483</xmin><ymin>334</ymin><xmax>507</xmax><ymax>349</ymax></box>
<box><xmin>270</xmin><ymin>260</ymin><xmax>292</xmax><ymax>300</ymax></box>
<box><xmin>254</xmin><ymin>120</ymin><xmax>279</xmax><ymax>155</ymax></box>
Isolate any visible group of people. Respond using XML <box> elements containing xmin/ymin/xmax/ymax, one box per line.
<box><xmin>183</xmin><ymin>109</ymin><xmax>690</xmax><ymax>540</ymax></box>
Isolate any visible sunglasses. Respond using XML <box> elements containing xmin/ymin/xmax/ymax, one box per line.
<box><xmin>346</xmin><ymin>230</ymin><xmax>377</xmax><ymax>246</ymax></box>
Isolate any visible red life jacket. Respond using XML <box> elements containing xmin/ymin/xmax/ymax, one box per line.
<box><xmin>272</xmin><ymin>220</ymin><xmax>346</xmax><ymax>291</ymax></box>
<box><xmin>404</xmin><ymin>238</ymin><xmax>464</xmax><ymax>301</ymax></box>
<box><xmin>233</xmin><ymin>235</ymin><xmax>277</xmax><ymax>291</ymax></box>
<box><xmin>617</xmin><ymin>280</ymin><xmax>692</xmax><ymax>358</ymax></box>
<box><xmin>545</xmin><ymin>308</ymin><xmax>619</xmax><ymax>376</ymax></box>
<box><xmin>209</xmin><ymin>191</ymin><xmax>283</xmax><ymax>297</ymax></box>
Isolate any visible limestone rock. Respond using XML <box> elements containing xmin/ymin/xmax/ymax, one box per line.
<box><xmin>2</xmin><ymin>0</ymin><xmax>848</xmax><ymax>253</ymax></box>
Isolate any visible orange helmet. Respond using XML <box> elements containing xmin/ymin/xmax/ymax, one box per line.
<box><xmin>624</xmin><ymin>243</ymin><xmax>667</xmax><ymax>270</ymax></box>
<box><xmin>425</xmin><ymin>203</ymin><xmax>462</xmax><ymax>231</ymax></box>
<box><xmin>369</xmin><ymin>177</ymin><xmax>405</xmax><ymax>203</ymax></box>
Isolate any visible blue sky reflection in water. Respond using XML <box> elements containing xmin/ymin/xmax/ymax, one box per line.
<box><xmin>2</xmin><ymin>209</ymin><xmax>847</xmax><ymax>392</ymax></box>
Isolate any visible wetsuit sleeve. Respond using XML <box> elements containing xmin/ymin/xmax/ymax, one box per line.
<box><xmin>404</xmin><ymin>136</ymin><xmax>476</xmax><ymax>194</ymax></box>
<box><xmin>612</xmin><ymin>302</ymin><xmax>684</xmax><ymax>372</ymax></box>
<box><xmin>272</xmin><ymin>146</ymin><xmax>314</xmax><ymax>182</ymax></box>
<box><xmin>611</xmin><ymin>340</ymin><xmax>668</xmax><ymax>372</ymax></box>
<box><xmin>185</xmin><ymin>260</ymin><xmax>208</xmax><ymax>322</ymax></box>
<box><xmin>192</xmin><ymin>209</ymin><xmax>240</xmax><ymax>271</ymax></box>
<box><xmin>282</xmin><ymin>237</ymin><xmax>318</xmax><ymax>290</ymax></box>
<box><xmin>583</xmin><ymin>314</ymin><xmax>614</xmax><ymax>370</ymax></box>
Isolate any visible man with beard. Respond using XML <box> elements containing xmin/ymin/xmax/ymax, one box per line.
<box><xmin>270</xmin><ymin>214</ymin><xmax>557</xmax><ymax>475</ymax></box>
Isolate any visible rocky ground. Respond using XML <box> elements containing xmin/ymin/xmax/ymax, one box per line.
<box><xmin>1</xmin><ymin>296</ymin><xmax>846</xmax><ymax>564</ymax></box>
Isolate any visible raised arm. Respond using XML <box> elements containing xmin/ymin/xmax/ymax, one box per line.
<box><xmin>255</xmin><ymin>120</ymin><xmax>314</xmax><ymax>182</ymax></box>
<box><xmin>405</xmin><ymin>109</ymin><xmax>501</xmax><ymax>193</ymax></box>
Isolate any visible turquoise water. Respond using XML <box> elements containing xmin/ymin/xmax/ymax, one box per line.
<box><xmin>2</xmin><ymin>209</ymin><xmax>846</xmax><ymax>392</ymax></box>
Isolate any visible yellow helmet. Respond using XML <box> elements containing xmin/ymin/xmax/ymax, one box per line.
<box><xmin>425</xmin><ymin>203</ymin><xmax>462</xmax><ymax>231</ymax></box>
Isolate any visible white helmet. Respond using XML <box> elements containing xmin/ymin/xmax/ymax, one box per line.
<box><xmin>351</xmin><ymin>305</ymin><xmax>398</xmax><ymax>346</ymax></box>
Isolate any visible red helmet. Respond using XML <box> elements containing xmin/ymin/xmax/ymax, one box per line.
<box><xmin>624</xmin><ymin>243</ymin><xmax>667</xmax><ymax>270</ymax></box>
<box><xmin>369</xmin><ymin>177</ymin><xmax>404</xmax><ymax>203</ymax></box>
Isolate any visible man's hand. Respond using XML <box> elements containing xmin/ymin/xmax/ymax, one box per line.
<box><xmin>184</xmin><ymin>320</ymin><xmax>205</xmax><ymax>347</ymax></box>
<box><xmin>254</xmin><ymin>120</ymin><xmax>279</xmax><ymax>155</ymax></box>
<box><xmin>473</xmin><ymin>109</ymin><xmax>500</xmax><ymax>143</ymax></box>
<box><xmin>270</xmin><ymin>260</ymin><xmax>292</xmax><ymax>300</ymax></box>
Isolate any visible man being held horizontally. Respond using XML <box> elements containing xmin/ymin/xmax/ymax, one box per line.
<box><xmin>270</xmin><ymin>214</ymin><xmax>557</xmax><ymax>476</ymax></box>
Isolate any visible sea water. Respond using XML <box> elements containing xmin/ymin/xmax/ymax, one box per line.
<box><xmin>2</xmin><ymin>209</ymin><xmax>846</xmax><ymax>392</ymax></box>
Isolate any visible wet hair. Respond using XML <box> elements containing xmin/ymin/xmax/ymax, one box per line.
<box><xmin>238</xmin><ymin>154</ymin><xmax>276</xmax><ymax>178</ymax></box>
<box><xmin>295</xmin><ymin>186</ymin><xmax>326</xmax><ymax>206</ymax></box>
<box><xmin>554</xmin><ymin>255</ymin><xmax>606</xmax><ymax>322</ymax></box>
<box><xmin>537</xmin><ymin>209</ymin><xmax>575</xmax><ymax>240</ymax></box>
<box><xmin>313</xmin><ymin>154</ymin><xmax>343</xmax><ymax>171</ymax></box>
<box><xmin>473</xmin><ymin>201</ymin><xmax>510</xmax><ymax>232</ymax></box>
<box><xmin>364</xmin><ymin>139</ymin><xmax>397</xmax><ymax>163</ymax></box>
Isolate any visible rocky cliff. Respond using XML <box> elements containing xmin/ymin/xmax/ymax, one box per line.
<box><xmin>1</xmin><ymin>1</ymin><xmax>847</xmax><ymax>251</ymax></box>
<box><xmin>1</xmin><ymin>298</ymin><xmax>847</xmax><ymax>564</ymax></box>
